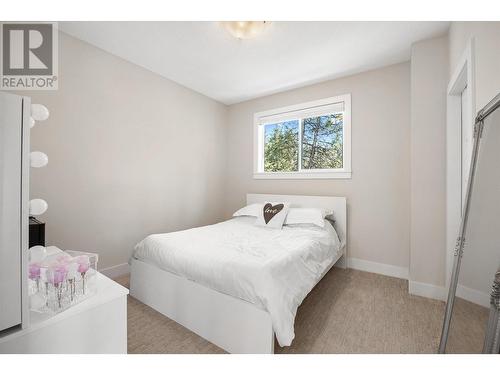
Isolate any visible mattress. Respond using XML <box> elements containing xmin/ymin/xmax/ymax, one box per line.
<box><xmin>132</xmin><ymin>216</ymin><xmax>341</xmax><ymax>346</ymax></box>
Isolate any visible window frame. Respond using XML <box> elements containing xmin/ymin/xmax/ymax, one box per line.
<box><xmin>253</xmin><ymin>94</ymin><xmax>352</xmax><ymax>179</ymax></box>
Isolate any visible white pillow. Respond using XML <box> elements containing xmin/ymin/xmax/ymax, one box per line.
<box><xmin>232</xmin><ymin>203</ymin><xmax>262</xmax><ymax>217</ymax></box>
<box><xmin>255</xmin><ymin>202</ymin><xmax>290</xmax><ymax>229</ymax></box>
<box><xmin>284</xmin><ymin>208</ymin><xmax>333</xmax><ymax>228</ymax></box>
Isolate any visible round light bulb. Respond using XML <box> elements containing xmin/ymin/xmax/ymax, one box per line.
<box><xmin>29</xmin><ymin>199</ymin><xmax>48</xmax><ymax>216</ymax></box>
<box><xmin>30</xmin><ymin>151</ymin><xmax>48</xmax><ymax>168</ymax></box>
<box><xmin>29</xmin><ymin>117</ymin><xmax>36</xmax><ymax>128</ymax></box>
<box><xmin>31</xmin><ymin>104</ymin><xmax>49</xmax><ymax>121</ymax></box>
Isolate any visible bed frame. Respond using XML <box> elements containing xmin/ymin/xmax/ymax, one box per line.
<box><xmin>130</xmin><ymin>194</ymin><xmax>347</xmax><ymax>353</ymax></box>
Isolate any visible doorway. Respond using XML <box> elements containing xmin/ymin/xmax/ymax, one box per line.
<box><xmin>446</xmin><ymin>39</ymin><xmax>475</xmax><ymax>290</ymax></box>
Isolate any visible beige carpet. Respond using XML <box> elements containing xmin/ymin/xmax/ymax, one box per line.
<box><xmin>114</xmin><ymin>268</ymin><xmax>488</xmax><ymax>354</ymax></box>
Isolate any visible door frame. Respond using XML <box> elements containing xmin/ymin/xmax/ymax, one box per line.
<box><xmin>446</xmin><ymin>38</ymin><xmax>476</xmax><ymax>290</ymax></box>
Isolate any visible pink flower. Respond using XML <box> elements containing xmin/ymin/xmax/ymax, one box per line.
<box><xmin>46</xmin><ymin>263</ymin><xmax>68</xmax><ymax>285</ymax></box>
<box><xmin>56</xmin><ymin>263</ymin><xmax>69</xmax><ymax>272</ymax></box>
<box><xmin>78</xmin><ymin>262</ymin><xmax>90</xmax><ymax>273</ymax></box>
<box><xmin>53</xmin><ymin>268</ymin><xmax>67</xmax><ymax>284</ymax></box>
<box><xmin>29</xmin><ymin>263</ymin><xmax>41</xmax><ymax>280</ymax></box>
<box><xmin>76</xmin><ymin>256</ymin><xmax>90</xmax><ymax>273</ymax></box>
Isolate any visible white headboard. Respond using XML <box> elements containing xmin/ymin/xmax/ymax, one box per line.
<box><xmin>246</xmin><ymin>193</ymin><xmax>347</xmax><ymax>247</ymax></box>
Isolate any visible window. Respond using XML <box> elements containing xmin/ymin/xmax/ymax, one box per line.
<box><xmin>254</xmin><ymin>94</ymin><xmax>351</xmax><ymax>179</ymax></box>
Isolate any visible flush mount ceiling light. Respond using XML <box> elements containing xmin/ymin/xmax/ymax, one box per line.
<box><xmin>221</xmin><ymin>21</ymin><xmax>270</xmax><ymax>39</ymax></box>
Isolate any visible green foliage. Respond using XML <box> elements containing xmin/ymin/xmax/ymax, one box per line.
<box><xmin>264</xmin><ymin>124</ymin><xmax>298</xmax><ymax>172</ymax></box>
<box><xmin>302</xmin><ymin>114</ymin><xmax>343</xmax><ymax>169</ymax></box>
<box><xmin>263</xmin><ymin>113</ymin><xmax>343</xmax><ymax>172</ymax></box>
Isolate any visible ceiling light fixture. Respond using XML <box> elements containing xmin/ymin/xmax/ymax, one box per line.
<box><xmin>221</xmin><ymin>21</ymin><xmax>270</xmax><ymax>40</ymax></box>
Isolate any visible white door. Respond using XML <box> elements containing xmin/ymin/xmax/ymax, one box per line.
<box><xmin>0</xmin><ymin>92</ymin><xmax>23</xmax><ymax>332</ymax></box>
<box><xmin>460</xmin><ymin>85</ymin><xmax>473</xmax><ymax>211</ymax></box>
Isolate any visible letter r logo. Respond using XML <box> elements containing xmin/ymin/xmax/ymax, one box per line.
<box><xmin>2</xmin><ymin>23</ymin><xmax>53</xmax><ymax>76</ymax></box>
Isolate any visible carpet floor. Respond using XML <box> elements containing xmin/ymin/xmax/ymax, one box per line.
<box><xmin>114</xmin><ymin>268</ymin><xmax>488</xmax><ymax>354</ymax></box>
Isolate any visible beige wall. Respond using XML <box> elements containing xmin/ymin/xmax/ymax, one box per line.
<box><xmin>409</xmin><ymin>36</ymin><xmax>449</xmax><ymax>287</ymax></box>
<box><xmin>448</xmin><ymin>22</ymin><xmax>500</xmax><ymax>303</ymax></box>
<box><xmin>225</xmin><ymin>63</ymin><xmax>411</xmax><ymax>268</ymax></box>
<box><xmin>23</xmin><ymin>25</ymin><xmax>495</xmax><ymax>287</ymax></box>
<box><xmin>26</xmin><ymin>32</ymin><xmax>228</xmax><ymax>269</ymax></box>
<box><xmin>449</xmin><ymin>22</ymin><xmax>500</xmax><ymax>112</ymax></box>
<box><xmin>458</xmin><ymin>109</ymin><xmax>500</xmax><ymax>300</ymax></box>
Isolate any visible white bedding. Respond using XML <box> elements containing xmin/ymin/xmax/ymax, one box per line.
<box><xmin>132</xmin><ymin>216</ymin><xmax>341</xmax><ymax>346</ymax></box>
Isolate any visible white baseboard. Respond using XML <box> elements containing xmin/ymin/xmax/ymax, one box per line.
<box><xmin>407</xmin><ymin>280</ymin><xmax>490</xmax><ymax>306</ymax></box>
<box><xmin>346</xmin><ymin>255</ymin><xmax>447</xmax><ymax>302</ymax></box>
<box><xmin>457</xmin><ymin>284</ymin><xmax>490</xmax><ymax>308</ymax></box>
<box><xmin>100</xmin><ymin>263</ymin><xmax>130</xmax><ymax>279</ymax></box>
<box><xmin>408</xmin><ymin>280</ymin><xmax>447</xmax><ymax>301</ymax></box>
<box><xmin>101</xmin><ymin>259</ymin><xmax>490</xmax><ymax>308</ymax></box>
<box><xmin>348</xmin><ymin>257</ymin><xmax>409</xmax><ymax>280</ymax></box>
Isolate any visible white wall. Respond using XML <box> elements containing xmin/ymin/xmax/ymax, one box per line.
<box><xmin>458</xmin><ymin>108</ymin><xmax>500</xmax><ymax>306</ymax></box>
<box><xmin>410</xmin><ymin>37</ymin><xmax>448</xmax><ymax>290</ymax></box>
<box><xmin>225</xmin><ymin>63</ymin><xmax>411</xmax><ymax>271</ymax></box>
<box><xmin>448</xmin><ymin>22</ymin><xmax>500</xmax><ymax>306</ymax></box>
<box><xmin>409</xmin><ymin>36</ymin><xmax>449</xmax><ymax>292</ymax></box>
<box><xmin>449</xmin><ymin>22</ymin><xmax>500</xmax><ymax>112</ymax></box>
<box><xmin>406</xmin><ymin>28</ymin><xmax>500</xmax><ymax>301</ymax></box>
<box><xmin>26</xmin><ymin>32</ymin><xmax>228</xmax><ymax>270</ymax></box>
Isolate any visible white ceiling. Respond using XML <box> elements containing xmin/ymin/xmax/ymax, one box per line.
<box><xmin>59</xmin><ymin>22</ymin><xmax>449</xmax><ymax>105</ymax></box>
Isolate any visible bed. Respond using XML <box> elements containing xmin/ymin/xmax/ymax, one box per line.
<box><xmin>129</xmin><ymin>194</ymin><xmax>347</xmax><ymax>353</ymax></box>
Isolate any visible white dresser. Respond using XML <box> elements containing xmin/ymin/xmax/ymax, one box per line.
<box><xmin>0</xmin><ymin>272</ymin><xmax>128</xmax><ymax>354</ymax></box>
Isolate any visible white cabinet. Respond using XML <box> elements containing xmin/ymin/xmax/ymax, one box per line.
<box><xmin>0</xmin><ymin>272</ymin><xmax>129</xmax><ymax>354</ymax></box>
<box><xmin>0</xmin><ymin>92</ymin><xmax>30</xmax><ymax>332</ymax></box>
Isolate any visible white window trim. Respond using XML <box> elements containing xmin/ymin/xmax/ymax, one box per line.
<box><xmin>253</xmin><ymin>94</ymin><xmax>352</xmax><ymax>179</ymax></box>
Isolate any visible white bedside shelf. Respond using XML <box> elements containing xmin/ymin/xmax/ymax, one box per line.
<box><xmin>0</xmin><ymin>272</ymin><xmax>129</xmax><ymax>354</ymax></box>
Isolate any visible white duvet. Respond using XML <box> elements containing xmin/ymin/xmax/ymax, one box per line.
<box><xmin>132</xmin><ymin>216</ymin><xmax>341</xmax><ymax>346</ymax></box>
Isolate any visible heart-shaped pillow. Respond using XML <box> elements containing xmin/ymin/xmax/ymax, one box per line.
<box><xmin>255</xmin><ymin>202</ymin><xmax>290</xmax><ymax>229</ymax></box>
<box><xmin>263</xmin><ymin>203</ymin><xmax>284</xmax><ymax>224</ymax></box>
